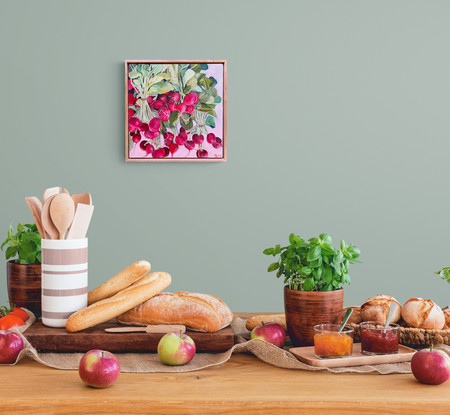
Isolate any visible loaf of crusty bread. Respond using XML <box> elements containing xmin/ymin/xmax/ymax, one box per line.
<box><xmin>246</xmin><ymin>314</ymin><xmax>287</xmax><ymax>331</ymax></box>
<box><xmin>338</xmin><ymin>306</ymin><xmax>362</xmax><ymax>325</ymax></box>
<box><xmin>401</xmin><ymin>298</ymin><xmax>445</xmax><ymax>330</ymax></box>
<box><xmin>360</xmin><ymin>295</ymin><xmax>401</xmax><ymax>323</ymax></box>
<box><xmin>88</xmin><ymin>260</ymin><xmax>151</xmax><ymax>305</ymax></box>
<box><xmin>444</xmin><ymin>307</ymin><xmax>450</xmax><ymax>329</ymax></box>
<box><xmin>66</xmin><ymin>272</ymin><xmax>171</xmax><ymax>332</ymax></box>
<box><xmin>117</xmin><ymin>292</ymin><xmax>233</xmax><ymax>332</ymax></box>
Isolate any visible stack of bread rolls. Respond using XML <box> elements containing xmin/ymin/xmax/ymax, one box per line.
<box><xmin>66</xmin><ymin>260</ymin><xmax>233</xmax><ymax>333</ymax></box>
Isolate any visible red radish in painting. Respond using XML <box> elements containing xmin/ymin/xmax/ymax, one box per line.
<box><xmin>128</xmin><ymin>93</ymin><xmax>136</xmax><ymax>106</ymax></box>
<box><xmin>128</xmin><ymin>108</ymin><xmax>134</xmax><ymax>118</ymax></box>
<box><xmin>169</xmin><ymin>143</ymin><xmax>179</xmax><ymax>155</ymax></box>
<box><xmin>164</xmin><ymin>132</ymin><xmax>174</xmax><ymax>142</ymax></box>
<box><xmin>192</xmin><ymin>134</ymin><xmax>204</xmax><ymax>145</ymax></box>
<box><xmin>206</xmin><ymin>133</ymin><xmax>216</xmax><ymax>144</ymax></box>
<box><xmin>144</xmin><ymin>129</ymin><xmax>159</xmax><ymax>140</ymax></box>
<box><xmin>196</xmin><ymin>149</ymin><xmax>208</xmax><ymax>158</ymax></box>
<box><xmin>138</xmin><ymin>123</ymin><xmax>149</xmax><ymax>132</ymax></box>
<box><xmin>185</xmin><ymin>105</ymin><xmax>194</xmax><ymax>114</ymax></box>
<box><xmin>139</xmin><ymin>140</ymin><xmax>148</xmax><ymax>151</ymax></box>
<box><xmin>132</xmin><ymin>133</ymin><xmax>141</xmax><ymax>144</ymax></box>
<box><xmin>175</xmin><ymin>134</ymin><xmax>188</xmax><ymax>146</ymax></box>
<box><xmin>159</xmin><ymin>108</ymin><xmax>171</xmax><ymax>122</ymax></box>
<box><xmin>153</xmin><ymin>100</ymin><xmax>163</xmax><ymax>110</ymax></box>
<box><xmin>212</xmin><ymin>137</ymin><xmax>222</xmax><ymax>148</ymax></box>
<box><xmin>169</xmin><ymin>101</ymin><xmax>177</xmax><ymax>112</ymax></box>
<box><xmin>149</xmin><ymin>118</ymin><xmax>161</xmax><ymax>131</ymax></box>
<box><xmin>128</xmin><ymin>79</ymin><xmax>133</xmax><ymax>91</ymax></box>
<box><xmin>129</xmin><ymin>117</ymin><xmax>142</xmax><ymax>133</ymax></box>
<box><xmin>147</xmin><ymin>96</ymin><xmax>154</xmax><ymax>104</ymax></box>
<box><xmin>170</xmin><ymin>92</ymin><xmax>181</xmax><ymax>103</ymax></box>
<box><xmin>163</xmin><ymin>147</ymin><xmax>170</xmax><ymax>157</ymax></box>
<box><xmin>177</xmin><ymin>103</ymin><xmax>187</xmax><ymax>114</ymax></box>
<box><xmin>152</xmin><ymin>148</ymin><xmax>165</xmax><ymax>158</ymax></box>
<box><xmin>145</xmin><ymin>144</ymin><xmax>155</xmax><ymax>155</ymax></box>
<box><xmin>185</xmin><ymin>141</ymin><xmax>195</xmax><ymax>151</ymax></box>
<box><xmin>183</xmin><ymin>92</ymin><xmax>198</xmax><ymax>106</ymax></box>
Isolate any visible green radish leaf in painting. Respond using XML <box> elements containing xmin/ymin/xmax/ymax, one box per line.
<box><xmin>183</xmin><ymin>69</ymin><xmax>195</xmax><ymax>85</ymax></box>
<box><xmin>159</xmin><ymin>82</ymin><xmax>174</xmax><ymax>94</ymax></box>
<box><xmin>205</xmin><ymin>115</ymin><xmax>215</xmax><ymax>128</ymax></box>
<box><xmin>169</xmin><ymin>111</ymin><xmax>179</xmax><ymax>124</ymax></box>
<box><xmin>209</xmin><ymin>87</ymin><xmax>218</xmax><ymax>97</ymax></box>
<box><xmin>214</xmin><ymin>96</ymin><xmax>222</xmax><ymax>103</ymax></box>
<box><xmin>209</xmin><ymin>76</ymin><xmax>217</xmax><ymax>87</ymax></box>
<box><xmin>151</xmin><ymin>64</ymin><xmax>164</xmax><ymax>75</ymax></box>
<box><xmin>183</xmin><ymin>85</ymin><xmax>192</xmax><ymax>94</ymax></box>
<box><xmin>186</xmin><ymin>77</ymin><xmax>197</xmax><ymax>88</ymax></box>
<box><xmin>180</xmin><ymin>117</ymin><xmax>193</xmax><ymax>131</ymax></box>
<box><xmin>148</xmin><ymin>81</ymin><xmax>163</xmax><ymax>95</ymax></box>
<box><xmin>128</xmin><ymin>71</ymin><xmax>140</xmax><ymax>79</ymax></box>
<box><xmin>201</xmin><ymin>64</ymin><xmax>209</xmax><ymax>70</ymax></box>
<box><xmin>180</xmin><ymin>112</ymin><xmax>191</xmax><ymax>122</ymax></box>
<box><xmin>191</xmin><ymin>64</ymin><xmax>201</xmax><ymax>73</ymax></box>
<box><xmin>168</xmin><ymin>64</ymin><xmax>179</xmax><ymax>84</ymax></box>
<box><xmin>199</xmin><ymin>91</ymin><xmax>211</xmax><ymax>103</ymax></box>
<box><xmin>199</xmin><ymin>76</ymin><xmax>210</xmax><ymax>90</ymax></box>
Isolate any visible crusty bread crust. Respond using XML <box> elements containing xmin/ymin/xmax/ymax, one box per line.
<box><xmin>117</xmin><ymin>292</ymin><xmax>233</xmax><ymax>332</ymax></box>
<box><xmin>245</xmin><ymin>314</ymin><xmax>287</xmax><ymax>331</ymax></box>
<box><xmin>66</xmin><ymin>272</ymin><xmax>171</xmax><ymax>332</ymax></box>
<box><xmin>360</xmin><ymin>295</ymin><xmax>402</xmax><ymax>323</ymax></box>
<box><xmin>338</xmin><ymin>306</ymin><xmax>362</xmax><ymax>325</ymax></box>
<box><xmin>401</xmin><ymin>298</ymin><xmax>445</xmax><ymax>330</ymax></box>
<box><xmin>87</xmin><ymin>260</ymin><xmax>151</xmax><ymax>305</ymax></box>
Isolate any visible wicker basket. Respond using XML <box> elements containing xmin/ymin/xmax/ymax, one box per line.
<box><xmin>350</xmin><ymin>322</ymin><xmax>450</xmax><ymax>349</ymax></box>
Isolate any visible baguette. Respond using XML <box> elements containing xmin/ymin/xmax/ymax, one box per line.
<box><xmin>66</xmin><ymin>271</ymin><xmax>171</xmax><ymax>332</ymax></box>
<box><xmin>246</xmin><ymin>314</ymin><xmax>287</xmax><ymax>331</ymax></box>
<box><xmin>87</xmin><ymin>260</ymin><xmax>151</xmax><ymax>305</ymax></box>
<box><xmin>117</xmin><ymin>292</ymin><xmax>233</xmax><ymax>332</ymax></box>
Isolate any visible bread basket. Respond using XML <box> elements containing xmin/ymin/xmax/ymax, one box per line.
<box><xmin>350</xmin><ymin>322</ymin><xmax>450</xmax><ymax>349</ymax></box>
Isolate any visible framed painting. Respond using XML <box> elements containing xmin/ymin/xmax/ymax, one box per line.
<box><xmin>125</xmin><ymin>60</ymin><xmax>227</xmax><ymax>162</ymax></box>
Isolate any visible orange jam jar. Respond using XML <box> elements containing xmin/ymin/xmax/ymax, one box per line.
<box><xmin>313</xmin><ymin>324</ymin><xmax>354</xmax><ymax>359</ymax></box>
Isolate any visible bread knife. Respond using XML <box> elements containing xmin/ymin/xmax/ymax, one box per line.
<box><xmin>105</xmin><ymin>324</ymin><xmax>186</xmax><ymax>334</ymax></box>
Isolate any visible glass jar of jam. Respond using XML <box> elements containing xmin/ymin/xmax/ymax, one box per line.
<box><xmin>313</xmin><ymin>324</ymin><xmax>354</xmax><ymax>359</ymax></box>
<box><xmin>360</xmin><ymin>322</ymin><xmax>399</xmax><ymax>355</ymax></box>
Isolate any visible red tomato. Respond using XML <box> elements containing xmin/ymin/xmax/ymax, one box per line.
<box><xmin>9</xmin><ymin>308</ymin><xmax>29</xmax><ymax>322</ymax></box>
<box><xmin>0</xmin><ymin>315</ymin><xmax>24</xmax><ymax>330</ymax></box>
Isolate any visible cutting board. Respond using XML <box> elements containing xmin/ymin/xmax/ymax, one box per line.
<box><xmin>24</xmin><ymin>319</ymin><xmax>234</xmax><ymax>353</ymax></box>
<box><xmin>290</xmin><ymin>343</ymin><xmax>416</xmax><ymax>368</ymax></box>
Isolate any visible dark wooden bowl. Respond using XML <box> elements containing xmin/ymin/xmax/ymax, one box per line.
<box><xmin>6</xmin><ymin>261</ymin><xmax>41</xmax><ymax>317</ymax></box>
<box><xmin>284</xmin><ymin>286</ymin><xmax>343</xmax><ymax>347</ymax></box>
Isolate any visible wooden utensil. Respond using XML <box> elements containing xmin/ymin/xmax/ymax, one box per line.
<box><xmin>66</xmin><ymin>204</ymin><xmax>94</xmax><ymax>239</ymax></box>
<box><xmin>105</xmin><ymin>325</ymin><xmax>186</xmax><ymax>334</ymax></box>
<box><xmin>42</xmin><ymin>187</ymin><xmax>61</xmax><ymax>205</ymax></box>
<box><xmin>24</xmin><ymin>197</ymin><xmax>45</xmax><ymax>238</ymax></box>
<box><xmin>41</xmin><ymin>195</ymin><xmax>59</xmax><ymax>239</ymax></box>
<box><xmin>49</xmin><ymin>193</ymin><xmax>75</xmax><ymax>239</ymax></box>
<box><xmin>71</xmin><ymin>193</ymin><xmax>92</xmax><ymax>209</ymax></box>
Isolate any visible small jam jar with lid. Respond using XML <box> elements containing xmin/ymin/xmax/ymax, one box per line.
<box><xmin>360</xmin><ymin>322</ymin><xmax>399</xmax><ymax>355</ymax></box>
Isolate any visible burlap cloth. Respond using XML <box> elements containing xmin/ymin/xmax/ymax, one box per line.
<box><xmin>6</xmin><ymin>311</ymin><xmax>450</xmax><ymax>374</ymax></box>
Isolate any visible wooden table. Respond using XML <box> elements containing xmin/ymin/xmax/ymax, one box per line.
<box><xmin>0</xmin><ymin>315</ymin><xmax>450</xmax><ymax>414</ymax></box>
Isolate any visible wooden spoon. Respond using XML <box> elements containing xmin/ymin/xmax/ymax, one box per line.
<box><xmin>41</xmin><ymin>195</ymin><xmax>59</xmax><ymax>239</ymax></box>
<box><xmin>43</xmin><ymin>187</ymin><xmax>69</xmax><ymax>205</ymax></box>
<box><xmin>50</xmin><ymin>193</ymin><xmax>75</xmax><ymax>239</ymax></box>
<box><xmin>24</xmin><ymin>197</ymin><xmax>45</xmax><ymax>238</ymax></box>
<box><xmin>71</xmin><ymin>193</ymin><xmax>92</xmax><ymax>211</ymax></box>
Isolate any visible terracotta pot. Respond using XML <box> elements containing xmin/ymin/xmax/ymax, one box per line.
<box><xmin>284</xmin><ymin>286</ymin><xmax>343</xmax><ymax>347</ymax></box>
<box><xmin>6</xmin><ymin>261</ymin><xmax>41</xmax><ymax>317</ymax></box>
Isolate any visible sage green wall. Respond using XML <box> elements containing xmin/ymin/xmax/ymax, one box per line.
<box><xmin>1</xmin><ymin>0</ymin><xmax>449</xmax><ymax>312</ymax></box>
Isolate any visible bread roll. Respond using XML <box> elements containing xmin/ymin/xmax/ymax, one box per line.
<box><xmin>444</xmin><ymin>307</ymin><xmax>450</xmax><ymax>329</ymax></box>
<box><xmin>338</xmin><ymin>307</ymin><xmax>361</xmax><ymax>325</ymax></box>
<box><xmin>117</xmin><ymin>292</ymin><xmax>233</xmax><ymax>332</ymax></box>
<box><xmin>246</xmin><ymin>314</ymin><xmax>287</xmax><ymax>331</ymax></box>
<box><xmin>88</xmin><ymin>260</ymin><xmax>151</xmax><ymax>305</ymax></box>
<box><xmin>66</xmin><ymin>272</ymin><xmax>171</xmax><ymax>332</ymax></box>
<box><xmin>360</xmin><ymin>295</ymin><xmax>401</xmax><ymax>323</ymax></box>
<box><xmin>402</xmin><ymin>298</ymin><xmax>445</xmax><ymax>330</ymax></box>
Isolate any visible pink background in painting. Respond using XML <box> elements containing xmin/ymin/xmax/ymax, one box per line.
<box><xmin>129</xmin><ymin>64</ymin><xmax>224</xmax><ymax>159</ymax></box>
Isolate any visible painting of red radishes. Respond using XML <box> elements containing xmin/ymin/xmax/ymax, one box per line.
<box><xmin>125</xmin><ymin>60</ymin><xmax>226</xmax><ymax>161</ymax></box>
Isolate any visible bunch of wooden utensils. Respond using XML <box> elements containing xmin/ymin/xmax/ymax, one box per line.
<box><xmin>25</xmin><ymin>187</ymin><xmax>94</xmax><ymax>240</ymax></box>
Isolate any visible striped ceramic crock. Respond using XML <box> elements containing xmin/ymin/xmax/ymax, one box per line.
<box><xmin>41</xmin><ymin>238</ymin><xmax>88</xmax><ymax>327</ymax></box>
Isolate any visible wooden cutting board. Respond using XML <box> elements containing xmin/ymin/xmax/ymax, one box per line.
<box><xmin>290</xmin><ymin>343</ymin><xmax>416</xmax><ymax>368</ymax></box>
<box><xmin>24</xmin><ymin>319</ymin><xmax>234</xmax><ymax>353</ymax></box>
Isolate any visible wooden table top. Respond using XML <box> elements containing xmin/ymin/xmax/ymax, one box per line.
<box><xmin>0</xmin><ymin>314</ymin><xmax>449</xmax><ymax>414</ymax></box>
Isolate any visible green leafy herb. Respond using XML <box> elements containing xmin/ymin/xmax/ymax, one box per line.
<box><xmin>263</xmin><ymin>233</ymin><xmax>361</xmax><ymax>291</ymax></box>
<box><xmin>435</xmin><ymin>267</ymin><xmax>450</xmax><ymax>284</ymax></box>
<box><xmin>1</xmin><ymin>223</ymin><xmax>41</xmax><ymax>265</ymax></box>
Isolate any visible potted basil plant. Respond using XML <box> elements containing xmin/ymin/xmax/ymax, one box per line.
<box><xmin>1</xmin><ymin>223</ymin><xmax>42</xmax><ymax>316</ymax></box>
<box><xmin>263</xmin><ymin>233</ymin><xmax>361</xmax><ymax>346</ymax></box>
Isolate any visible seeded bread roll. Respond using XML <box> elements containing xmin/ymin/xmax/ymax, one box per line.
<box><xmin>402</xmin><ymin>298</ymin><xmax>445</xmax><ymax>330</ymax></box>
<box><xmin>360</xmin><ymin>295</ymin><xmax>401</xmax><ymax>323</ymax></box>
<box><xmin>117</xmin><ymin>292</ymin><xmax>233</xmax><ymax>333</ymax></box>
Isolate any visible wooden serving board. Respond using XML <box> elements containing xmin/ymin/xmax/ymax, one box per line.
<box><xmin>24</xmin><ymin>319</ymin><xmax>234</xmax><ymax>353</ymax></box>
<box><xmin>290</xmin><ymin>343</ymin><xmax>416</xmax><ymax>368</ymax></box>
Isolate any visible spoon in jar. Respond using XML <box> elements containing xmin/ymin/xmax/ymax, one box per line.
<box><xmin>339</xmin><ymin>308</ymin><xmax>353</xmax><ymax>333</ymax></box>
<box><xmin>383</xmin><ymin>302</ymin><xmax>398</xmax><ymax>334</ymax></box>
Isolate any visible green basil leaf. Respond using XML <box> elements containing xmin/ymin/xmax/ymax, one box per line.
<box><xmin>319</xmin><ymin>233</ymin><xmax>332</xmax><ymax>244</ymax></box>
<box><xmin>8</xmin><ymin>226</ymin><xmax>13</xmax><ymax>238</ymax></box>
<box><xmin>5</xmin><ymin>246</ymin><xmax>17</xmax><ymax>260</ymax></box>
<box><xmin>303</xmin><ymin>277</ymin><xmax>315</xmax><ymax>291</ymax></box>
<box><xmin>263</xmin><ymin>248</ymin><xmax>274</xmax><ymax>255</ymax></box>
<box><xmin>268</xmin><ymin>262</ymin><xmax>279</xmax><ymax>272</ymax></box>
<box><xmin>322</xmin><ymin>267</ymin><xmax>332</xmax><ymax>283</ymax></box>
<box><xmin>307</xmin><ymin>245</ymin><xmax>321</xmax><ymax>261</ymax></box>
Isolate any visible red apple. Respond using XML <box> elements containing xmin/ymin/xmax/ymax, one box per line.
<box><xmin>411</xmin><ymin>347</ymin><xmax>450</xmax><ymax>385</ymax></box>
<box><xmin>157</xmin><ymin>331</ymin><xmax>196</xmax><ymax>366</ymax></box>
<box><xmin>251</xmin><ymin>322</ymin><xmax>286</xmax><ymax>348</ymax></box>
<box><xmin>78</xmin><ymin>349</ymin><xmax>120</xmax><ymax>388</ymax></box>
<box><xmin>0</xmin><ymin>330</ymin><xmax>23</xmax><ymax>364</ymax></box>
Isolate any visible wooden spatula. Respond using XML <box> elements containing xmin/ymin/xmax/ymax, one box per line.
<box><xmin>105</xmin><ymin>325</ymin><xmax>186</xmax><ymax>334</ymax></box>
<box><xmin>24</xmin><ymin>197</ymin><xmax>45</xmax><ymax>238</ymax></box>
<box><xmin>42</xmin><ymin>187</ymin><xmax>61</xmax><ymax>205</ymax></box>
<box><xmin>41</xmin><ymin>195</ymin><xmax>59</xmax><ymax>239</ymax></box>
<box><xmin>66</xmin><ymin>204</ymin><xmax>94</xmax><ymax>239</ymax></box>
<box><xmin>49</xmin><ymin>193</ymin><xmax>75</xmax><ymax>239</ymax></box>
<box><xmin>71</xmin><ymin>193</ymin><xmax>92</xmax><ymax>209</ymax></box>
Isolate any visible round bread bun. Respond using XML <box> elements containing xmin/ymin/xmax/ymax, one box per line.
<box><xmin>338</xmin><ymin>306</ymin><xmax>361</xmax><ymax>325</ymax></box>
<box><xmin>401</xmin><ymin>298</ymin><xmax>445</xmax><ymax>330</ymax></box>
<box><xmin>443</xmin><ymin>307</ymin><xmax>450</xmax><ymax>329</ymax></box>
<box><xmin>360</xmin><ymin>294</ymin><xmax>402</xmax><ymax>323</ymax></box>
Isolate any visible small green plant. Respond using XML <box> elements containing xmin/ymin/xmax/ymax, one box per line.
<box><xmin>263</xmin><ymin>233</ymin><xmax>361</xmax><ymax>291</ymax></box>
<box><xmin>1</xmin><ymin>223</ymin><xmax>41</xmax><ymax>265</ymax></box>
<box><xmin>435</xmin><ymin>267</ymin><xmax>450</xmax><ymax>284</ymax></box>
